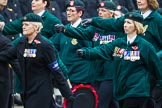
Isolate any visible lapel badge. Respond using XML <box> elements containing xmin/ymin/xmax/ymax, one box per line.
<box><xmin>71</xmin><ymin>38</ymin><xmax>78</xmax><ymax>45</ymax></box>
<box><xmin>34</xmin><ymin>39</ymin><xmax>41</xmax><ymax>44</ymax></box>
<box><xmin>92</xmin><ymin>33</ymin><xmax>99</xmax><ymax>41</ymax></box>
<box><xmin>132</xmin><ymin>46</ymin><xmax>138</xmax><ymax>50</ymax></box>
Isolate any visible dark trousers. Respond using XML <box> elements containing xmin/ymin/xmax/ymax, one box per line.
<box><xmin>151</xmin><ymin>86</ymin><xmax>162</xmax><ymax>108</ymax></box>
<box><xmin>119</xmin><ymin>97</ymin><xmax>155</xmax><ymax>108</ymax></box>
<box><xmin>0</xmin><ymin>85</ymin><xmax>10</xmax><ymax>108</ymax></box>
<box><xmin>94</xmin><ymin>80</ymin><xmax>119</xmax><ymax>108</ymax></box>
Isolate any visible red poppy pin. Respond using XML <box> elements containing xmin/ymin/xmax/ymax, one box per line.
<box><xmin>34</xmin><ymin>39</ymin><xmax>41</xmax><ymax>44</ymax></box>
<box><xmin>100</xmin><ymin>2</ymin><xmax>104</xmax><ymax>7</ymax></box>
<box><xmin>132</xmin><ymin>46</ymin><xmax>138</xmax><ymax>50</ymax></box>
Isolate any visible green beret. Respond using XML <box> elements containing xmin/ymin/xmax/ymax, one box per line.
<box><xmin>23</xmin><ymin>13</ymin><xmax>43</xmax><ymax>24</ymax></box>
<box><xmin>66</xmin><ymin>0</ymin><xmax>85</xmax><ymax>9</ymax></box>
<box><xmin>125</xmin><ymin>12</ymin><xmax>143</xmax><ymax>23</ymax></box>
<box><xmin>0</xmin><ymin>14</ymin><xmax>4</xmax><ymax>22</ymax></box>
<box><xmin>98</xmin><ymin>1</ymin><xmax>116</xmax><ymax>11</ymax></box>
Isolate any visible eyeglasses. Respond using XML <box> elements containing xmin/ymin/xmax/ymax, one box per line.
<box><xmin>97</xmin><ymin>8</ymin><xmax>114</xmax><ymax>13</ymax></box>
<box><xmin>66</xmin><ymin>9</ymin><xmax>77</xmax><ymax>13</ymax></box>
<box><xmin>97</xmin><ymin>9</ymin><xmax>108</xmax><ymax>13</ymax></box>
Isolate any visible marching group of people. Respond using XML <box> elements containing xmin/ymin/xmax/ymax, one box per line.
<box><xmin>0</xmin><ymin>0</ymin><xmax>162</xmax><ymax>108</ymax></box>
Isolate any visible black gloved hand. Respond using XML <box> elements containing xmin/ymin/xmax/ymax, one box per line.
<box><xmin>81</xmin><ymin>18</ymin><xmax>92</xmax><ymax>27</ymax></box>
<box><xmin>54</xmin><ymin>24</ymin><xmax>65</xmax><ymax>33</ymax></box>
<box><xmin>67</xmin><ymin>95</ymin><xmax>75</xmax><ymax>102</ymax></box>
<box><xmin>76</xmin><ymin>49</ymin><xmax>84</xmax><ymax>57</ymax></box>
<box><xmin>152</xmin><ymin>86</ymin><xmax>162</xmax><ymax>101</ymax></box>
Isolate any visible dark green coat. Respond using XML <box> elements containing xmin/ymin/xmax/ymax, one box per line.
<box><xmin>50</xmin><ymin>24</ymin><xmax>95</xmax><ymax>84</ymax></box>
<box><xmin>81</xmin><ymin>36</ymin><xmax>162</xmax><ymax>100</ymax></box>
<box><xmin>64</xmin><ymin>25</ymin><xmax>126</xmax><ymax>81</ymax></box>
<box><xmin>90</xmin><ymin>10</ymin><xmax>162</xmax><ymax>52</ymax></box>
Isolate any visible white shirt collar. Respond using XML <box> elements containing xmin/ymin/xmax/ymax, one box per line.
<box><xmin>37</xmin><ymin>10</ymin><xmax>45</xmax><ymax>17</ymax></box>
<box><xmin>141</xmin><ymin>10</ymin><xmax>152</xmax><ymax>19</ymax></box>
<box><xmin>71</xmin><ymin>18</ymin><xmax>82</xmax><ymax>28</ymax></box>
<box><xmin>127</xmin><ymin>35</ymin><xmax>137</xmax><ymax>44</ymax></box>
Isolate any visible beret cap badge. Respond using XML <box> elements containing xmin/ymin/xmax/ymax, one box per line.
<box><xmin>129</xmin><ymin>14</ymin><xmax>133</xmax><ymax>18</ymax></box>
<box><xmin>70</xmin><ymin>1</ymin><xmax>74</xmax><ymax>6</ymax></box>
<box><xmin>23</xmin><ymin>16</ymin><xmax>27</xmax><ymax>20</ymax></box>
<box><xmin>100</xmin><ymin>2</ymin><xmax>105</xmax><ymax>7</ymax></box>
<box><xmin>117</xmin><ymin>5</ymin><xmax>121</xmax><ymax>10</ymax></box>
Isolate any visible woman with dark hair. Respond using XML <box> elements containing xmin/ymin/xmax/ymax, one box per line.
<box><xmin>54</xmin><ymin>1</ymin><xmax>120</xmax><ymax>108</ymax></box>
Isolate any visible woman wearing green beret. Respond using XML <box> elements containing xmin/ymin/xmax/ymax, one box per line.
<box><xmin>51</xmin><ymin>0</ymin><xmax>95</xmax><ymax>87</ymax></box>
<box><xmin>81</xmin><ymin>0</ymin><xmax>162</xmax><ymax>106</ymax></box>
<box><xmin>0</xmin><ymin>13</ymin><xmax>73</xmax><ymax>108</ymax></box>
<box><xmin>77</xmin><ymin>12</ymin><xmax>162</xmax><ymax>108</ymax></box>
<box><xmin>0</xmin><ymin>1</ymin><xmax>69</xmax><ymax>104</ymax></box>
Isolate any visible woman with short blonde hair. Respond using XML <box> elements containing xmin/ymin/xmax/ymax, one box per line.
<box><xmin>0</xmin><ymin>13</ymin><xmax>73</xmax><ymax>108</ymax></box>
<box><xmin>30</xmin><ymin>22</ymin><xmax>43</xmax><ymax>33</ymax></box>
<box><xmin>133</xmin><ymin>21</ymin><xmax>145</xmax><ymax>35</ymax></box>
<box><xmin>77</xmin><ymin>12</ymin><xmax>162</xmax><ymax>108</ymax></box>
